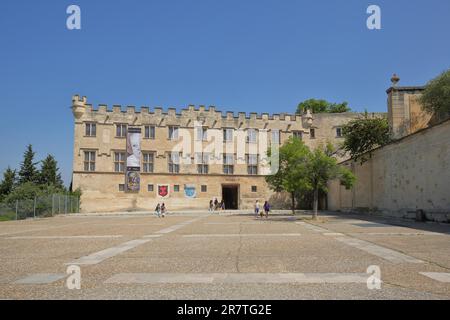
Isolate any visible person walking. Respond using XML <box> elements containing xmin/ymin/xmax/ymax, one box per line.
<box><xmin>220</xmin><ymin>199</ymin><xmax>225</xmax><ymax>210</ymax></box>
<box><xmin>209</xmin><ymin>200</ymin><xmax>214</xmax><ymax>212</ymax></box>
<box><xmin>214</xmin><ymin>198</ymin><xmax>219</xmax><ymax>211</ymax></box>
<box><xmin>155</xmin><ymin>203</ymin><xmax>161</xmax><ymax>218</ymax></box>
<box><xmin>254</xmin><ymin>200</ymin><xmax>261</xmax><ymax>218</ymax></box>
<box><xmin>263</xmin><ymin>201</ymin><xmax>270</xmax><ymax>219</ymax></box>
<box><xmin>161</xmin><ymin>202</ymin><xmax>166</xmax><ymax>218</ymax></box>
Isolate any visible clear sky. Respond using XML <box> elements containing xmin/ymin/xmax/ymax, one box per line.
<box><xmin>0</xmin><ymin>0</ymin><xmax>449</xmax><ymax>186</ymax></box>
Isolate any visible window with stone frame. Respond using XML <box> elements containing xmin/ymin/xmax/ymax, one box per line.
<box><xmin>168</xmin><ymin>126</ymin><xmax>179</xmax><ymax>140</ymax></box>
<box><xmin>195</xmin><ymin>152</ymin><xmax>209</xmax><ymax>174</ymax></box>
<box><xmin>271</xmin><ymin>130</ymin><xmax>280</xmax><ymax>144</ymax></box>
<box><xmin>83</xmin><ymin>151</ymin><xmax>96</xmax><ymax>172</ymax></box>
<box><xmin>246</xmin><ymin>154</ymin><xmax>258</xmax><ymax>175</ymax></box>
<box><xmin>247</xmin><ymin>129</ymin><xmax>258</xmax><ymax>143</ymax></box>
<box><xmin>168</xmin><ymin>152</ymin><xmax>180</xmax><ymax>173</ymax></box>
<box><xmin>196</xmin><ymin>127</ymin><xmax>208</xmax><ymax>141</ymax></box>
<box><xmin>310</xmin><ymin>128</ymin><xmax>316</xmax><ymax>139</ymax></box>
<box><xmin>114</xmin><ymin>151</ymin><xmax>126</xmax><ymax>172</ymax></box>
<box><xmin>336</xmin><ymin>127</ymin><xmax>343</xmax><ymax>138</ymax></box>
<box><xmin>116</xmin><ymin>124</ymin><xmax>127</xmax><ymax>138</ymax></box>
<box><xmin>293</xmin><ymin>131</ymin><xmax>303</xmax><ymax>140</ymax></box>
<box><xmin>223</xmin><ymin>128</ymin><xmax>234</xmax><ymax>142</ymax></box>
<box><xmin>144</xmin><ymin>125</ymin><xmax>155</xmax><ymax>139</ymax></box>
<box><xmin>85</xmin><ymin>123</ymin><xmax>96</xmax><ymax>137</ymax></box>
<box><xmin>223</xmin><ymin>154</ymin><xmax>234</xmax><ymax>175</ymax></box>
<box><xmin>143</xmin><ymin>152</ymin><xmax>155</xmax><ymax>173</ymax></box>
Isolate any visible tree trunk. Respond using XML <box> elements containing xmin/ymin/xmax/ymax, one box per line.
<box><xmin>313</xmin><ymin>188</ymin><xmax>319</xmax><ymax>220</ymax></box>
<box><xmin>291</xmin><ymin>192</ymin><xmax>295</xmax><ymax>215</ymax></box>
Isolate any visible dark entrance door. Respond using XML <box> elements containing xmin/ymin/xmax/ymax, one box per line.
<box><xmin>222</xmin><ymin>185</ymin><xmax>239</xmax><ymax>210</ymax></box>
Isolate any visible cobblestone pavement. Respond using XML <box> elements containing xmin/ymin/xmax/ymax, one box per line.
<box><xmin>0</xmin><ymin>211</ymin><xmax>449</xmax><ymax>299</ymax></box>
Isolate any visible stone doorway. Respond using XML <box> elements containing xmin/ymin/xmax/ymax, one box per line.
<box><xmin>222</xmin><ymin>185</ymin><xmax>239</xmax><ymax>210</ymax></box>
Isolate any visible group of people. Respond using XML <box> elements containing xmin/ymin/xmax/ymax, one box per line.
<box><xmin>254</xmin><ymin>200</ymin><xmax>271</xmax><ymax>218</ymax></box>
<box><xmin>209</xmin><ymin>198</ymin><xmax>225</xmax><ymax>212</ymax></box>
<box><xmin>154</xmin><ymin>203</ymin><xmax>166</xmax><ymax>218</ymax></box>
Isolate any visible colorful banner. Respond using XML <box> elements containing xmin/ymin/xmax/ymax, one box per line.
<box><xmin>158</xmin><ymin>184</ymin><xmax>170</xmax><ymax>198</ymax></box>
<box><xmin>184</xmin><ymin>184</ymin><xmax>196</xmax><ymax>198</ymax></box>
<box><xmin>126</xmin><ymin>127</ymin><xmax>141</xmax><ymax>192</ymax></box>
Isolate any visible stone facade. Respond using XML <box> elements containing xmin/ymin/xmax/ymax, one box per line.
<box><xmin>71</xmin><ymin>95</ymin><xmax>381</xmax><ymax>213</ymax></box>
<box><xmin>328</xmin><ymin>76</ymin><xmax>450</xmax><ymax>222</ymax></box>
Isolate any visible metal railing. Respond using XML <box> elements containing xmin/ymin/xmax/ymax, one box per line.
<box><xmin>0</xmin><ymin>194</ymin><xmax>80</xmax><ymax>221</ymax></box>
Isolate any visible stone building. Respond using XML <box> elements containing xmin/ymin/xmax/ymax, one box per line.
<box><xmin>71</xmin><ymin>95</ymin><xmax>384</xmax><ymax>213</ymax></box>
<box><xmin>328</xmin><ymin>75</ymin><xmax>450</xmax><ymax>222</ymax></box>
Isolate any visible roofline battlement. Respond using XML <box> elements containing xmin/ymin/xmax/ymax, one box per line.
<box><xmin>71</xmin><ymin>95</ymin><xmax>311</xmax><ymax>122</ymax></box>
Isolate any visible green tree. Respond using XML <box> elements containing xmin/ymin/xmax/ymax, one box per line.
<box><xmin>306</xmin><ymin>147</ymin><xmax>356</xmax><ymax>219</ymax></box>
<box><xmin>0</xmin><ymin>167</ymin><xmax>16</xmax><ymax>201</ymax></box>
<box><xmin>342</xmin><ymin>113</ymin><xmax>391</xmax><ymax>164</ymax></box>
<box><xmin>265</xmin><ymin>137</ymin><xmax>311</xmax><ymax>214</ymax></box>
<box><xmin>420</xmin><ymin>69</ymin><xmax>450</xmax><ymax>116</ymax></box>
<box><xmin>297</xmin><ymin>99</ymin><xmax>351</xmax><ymax>114</ymax></box>
<box><xmin>18</xmin><ymin>145</ymin><xmax>39</xmax><ymax>185</ymax></box>
<box><xmin>39</xmin><ymin>155</ymin><xmax>64</xmax><ymax>190</ymax></box>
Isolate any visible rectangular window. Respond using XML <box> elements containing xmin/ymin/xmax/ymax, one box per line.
<box><xmin>251</xmin><ymin>186</ymin><xmax>257</xmax><ymax>192</ymax></box>
<box><xmin>223</xmin><ymin>154</ymin><xmax>234</xmax><ymax>175</ymax></box>
<box><xmin>119</xmin><ymin>184</ymin><xmax>125</xmax><ymax>191</ymax></box>
<box><xmin>247</xmin><ymin>129</ymin><xmax>257</xmax><ymax>143</ymax></box>
<box><xmin>223</xmin><ymin>128</ymin><xmax>233</xmax><ymax>142</ymax></box>
<box><xmin>310</xmin><ymin>128</ymin><xmax>316</xmax><ymax>139</ymax></box>
<box><xmin>247</xmin><ymin>154</ymin><xmax>258</xmax><ymax>175</ymax></box>
<box><xmin>271</xmin><ymin>130</ymin><xmax>280</xmax><ymax>144</ymax></box>
<box><xmin>85</xmin><ymin>123</ymin><xmax>96</xmax><ymax>137</ymax></box>
<box><xmin>196</xmin><ymin>127</ymin><xmax>208</xmax><ymax>141</ymax></box>
<box><xmin>143</xmin><ymin>152</ymin><xmax>154</xmax><ymax>173</ymax></box>
<box><xmin>116</xmin><ymin>124</ymin><xmax>127</xmax><ymax>138</ymax></box>
<box><xmin>168</xmin><ymin>152</ymin><xmax>180</xmax><ymax>173</ymax></box>
<box><xmin>148</xmin><ymin>184</ymin><xmax>154</xmax><ymax>192</ymax></box>
<box><xmin>114</xmin><ymin>152</ymin><xmax>126</xmax><ymax>172</ymax></box>
<box><xmin>168</xmin><ymin>126</ymin><xmax>179</xmax><ymax>140</ymax></box>
<box><xmin>336</xmin><ymin>127</ymin><xmax>342</xmax><ymax>138</ymax></box>
<box><xmin>201</xmin><ymin>185</ymin><xmax>207</xmax><ymax>192</ymax></box>
<box><xmin>174</xmin><ymin>185</ymin><xmax>180</xmax><ymax>192</ymax></box>
<box><xmin>83</xmin><ymin>151</ymin><xmax>96</xmax><ymax>172</ymax></box>
<box><xmin>144</xmin><ymin>126</ymin><xmax>155</xmax><ymax>139</ymax></box>
<box><xmin>195</xmin><ymin>152</ymin><xmax>209</xmax><ymax>174</ymax></box>
<box><xmin>293</xmin><ymin>131</ymin><xmax>303</xmax><ymax>140</ymax></box>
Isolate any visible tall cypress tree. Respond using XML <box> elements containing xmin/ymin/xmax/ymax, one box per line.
<box><xmin>39</xmin><ymin>154</ymin><xmax>64</xmax><ymax>189</ymax></box>
<box><xmin>0</xmin><ymin>167</ymin><xmax>16</xmax><ymax>200</ymax></box>
<box><xmin>18</xmin><ymin>144</ymin><xmax>38</xmax><ymax>184</ymax></box>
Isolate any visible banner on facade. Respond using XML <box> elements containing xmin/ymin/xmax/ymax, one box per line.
<box><xmin>184</xmin><ymin>184</ymin><xmax>196</xmax><ymax>198</ymax></box>
<box><xmin>126</xmin><ymin>127</ymin><xmax>141</xmax><ymax>192</ymax></box>
<box><xmin>158</xmin><ymin>184</ymin><xmax>170</xmax><ymax>198</ymax></box>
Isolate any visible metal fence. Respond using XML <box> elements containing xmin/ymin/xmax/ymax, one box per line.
<box><xmin>0</xmin><ymin>194</ymin><xmax>80</xmax><ymax>221</ymax></box>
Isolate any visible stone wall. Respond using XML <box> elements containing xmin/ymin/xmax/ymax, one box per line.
<box><xmin>328</xmin><ymin>119</ymin><xmax>450</xmax><ymax>223</ymax></box>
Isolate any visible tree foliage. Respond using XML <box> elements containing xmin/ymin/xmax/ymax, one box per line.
<box><xmin>297</xmin><ymin>99</ymin><xmax>351</xmax><ymax>114</ymax></box>
<box><xmin>39</xmin><ymin>155</ymin><xmax>64</xmax><ymax>189</ymax></box>
<box><xmin>0</xmin><ymin>167</ymin><xmax>16</xmax><ymax>201</ymax></box>
<box><xmin>342</xmin><ymin>113</ymin><xmax>391</xmax><ymax>164</ymax></box>
<box><xmin>420</xmin><ymin>69</ymin><xmax>450</xmax><ymax>116</ymax></box>
<box><xmin>307</xmin><ymin>146</ymin><xmax>356</xmax><ymax>218</ymax></box>
<box><xmin>265</xmin><ymin>137</ymin><xmax>311</xmax><ymax>214</ymax></box>
<box><xmin>266</xmin><ymin>138</ymin><xmax>356</xmax><ymax>218</ymax></box>
<box><xmin>18</xmin><ymin>144</ymin><xmax>39</xmax><ymax>185</ymax></box>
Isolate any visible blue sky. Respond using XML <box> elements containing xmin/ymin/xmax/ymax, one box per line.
<box><xmin>0</xmin><ymin>0</ymin><xmax>449</xmax><ymax>186</ymax></box>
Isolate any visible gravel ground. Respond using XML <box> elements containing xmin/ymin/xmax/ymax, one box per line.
<box><xmin>0</xmin><ymin>212</ymin><xmax>449</xmax><ymax>300</ymax></box>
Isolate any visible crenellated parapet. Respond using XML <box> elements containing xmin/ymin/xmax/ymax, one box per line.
<box><xmin>71</xmin><ymin>95</ymin><xmax>314</xmax><ymax>131</ymax></box>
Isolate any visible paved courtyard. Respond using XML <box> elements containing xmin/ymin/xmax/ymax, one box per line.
<box><xmin>1</xmin><ymin>211</ymin><xmax>450</xmax><ymax>300</ymax></box>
